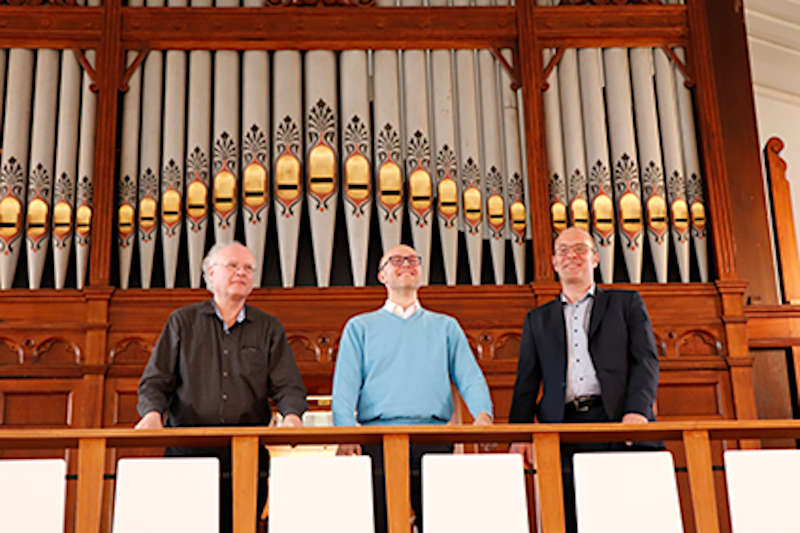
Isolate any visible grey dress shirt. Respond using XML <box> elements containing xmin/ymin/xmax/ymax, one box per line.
<box><xmin>138</xmin><ymin>299</ymin><xmax>308</xmax><ymax>427</ymax></box>
<box><xmin>561</xmin><ymin>285</ymin><xmax>602</xmax><ymax>403</ymax></box>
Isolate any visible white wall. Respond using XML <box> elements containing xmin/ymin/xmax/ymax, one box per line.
<box><xmin>745</xmin><ymin>0</ymin><xmax>800</xmax><ymax>300</ymax></box>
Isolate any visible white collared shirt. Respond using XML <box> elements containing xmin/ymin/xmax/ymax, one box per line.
<box><xmin>382</xmin><ymin>298</ymin><xmax>421</xmax><ymax>319</ymax></box>
<box><xmin>561</xmin><ymin>284</ymin><xmax>602</xmax><ymax>402</ymax></box>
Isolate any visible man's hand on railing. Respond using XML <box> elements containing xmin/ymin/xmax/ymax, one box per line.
<box><xmin>281</xmin><ymin>413</ymin><xmax>303</xmax><ymax>428</ymax></box>
<box><xmin>134</xmin><ymin>411</ymin><xmax>164</xmax><ymax>430</ymax></box>
<box><xmin>509</xmin><ymin>442</ymin><xmax>534</xmax><ymax>467</ymax></box>
<box><xmin>473</xmin><ymin>412</ymin><xmax>497</xmax><ymax>451</ymax></box>
<box><xmin>621</xmin><ymin>411</ymin><xmax>648</xmax><ymax>446</ymax></box>
<box><xmin>472</xmin><ymin>412</ymin><xmax>492</xmax><ymax>426</ymax></box>
<box><xmin>336</xmin><ymin>444</ymin><xmax>362</xmax><ymax>456</ymax></box>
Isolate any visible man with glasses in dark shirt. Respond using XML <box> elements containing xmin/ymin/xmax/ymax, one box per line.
<box><xmin>136</xmin><ymin>241</ymin><xmax>308</xmax><ymax>532</ymax></box>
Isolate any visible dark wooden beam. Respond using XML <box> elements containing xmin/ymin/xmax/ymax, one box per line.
<box><xmin>120</xmin><ymin>6</ymin><xmax>518</xmax><ymax>50</ymax></box>
<box><xmin>88</xmin><ymin>0</ymin><xmax>123</xmax><ymax>287</ymax></box>
<box><xmin>517</xmin><ymin>0</ymin><xmax>554</xmax><ymax>282</ymax></box>
<box><xmin>0</xmin><ymin>7</ymin><xmax>103</xmax><ymax>48</ymax></box>
<box><xmin>533</xmin><ymin>4</ymin><xmax>688</xmax><ymax>48</ymax></box>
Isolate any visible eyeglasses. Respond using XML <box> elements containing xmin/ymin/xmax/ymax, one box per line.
<box><xmin>379</xmin><ymin>254</ymin><xmax>422</xmax><ymax>270</ymax></box>
<box><xmin>554</xmin><ymin>243</ymin><xmax>595</xmax><ymax>257</ymax></box>
<box><xmin>217</xmin><ymin>262</ymin><xmax>256</xmax><ymax>275</ymax></box>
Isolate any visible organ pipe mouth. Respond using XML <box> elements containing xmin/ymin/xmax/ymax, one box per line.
<box><xmin>76</xmin><ymin>205</ymin><xmax>92</xmax><ymax>236</ymax></box>
<box><xmin>438</xmin><ymin>178</ymin><xmax>458</xmax><ymax>217</ymax></box>
<box><xmin>345</xmin><ymin>153</ymin><xmax>370</xmax><ymax>202</ymax></box>
<box><xmin>487</xmin><ymin>194</ymin><xmax>505</xmax><ymax>229</ymax></box>
<box><xmin>463</xmin><ymin>186</ymin><xmax>482</xmax><ymax>223</ymax></box>
<box><xmin>213</xmin><ymin>169</ymin><xmax>237</xmax><ymax>214</ymax></box>
<box><xmin>646</xmin><ymin>195</ymin><xmax>668</xmax><ymax>232</ymax></box>
<box><xmin>592</xmin><ymin>194</ymin><xmax>615</xmax><ymax>234</ymax></box>
<box><xmin>510</xmin><ymin>201</ymin><xmax>527</xmax><ymax>235</ymax></box>
<box><xmin>308</xmin><ymin>145</ymin><xmax>336</xmax><ymax>196</ymax></box>
<box><xmin>138</xmin><ymin>198</ymin><xmax>157</xmax><ymax>230</ymax></box>
<box><xmin>409</xmin><ymin>169</ymin><xmax>432</xmax><ymax>211</ymax></box>
<box><xmin>672</xmin><ymin>199</ymin><xmax>690</xmax><ymax>232</ymax></box>
<box><xmin>619</xmin><ymin>192</ymin><xmax>643</xmax><ymax>234</ymax></box>
<box><xmin>691</xmin><ymin>201</ymin><xmax>706</xmax><ymax>230</ymax></box>
<box><xmin>53</xmin><ymin>202</ymin><xmax>73</xmax><ymax>237</ymax></box>
<box><xmin>551</xmin><ymin>202</ymin><xmax>568</xmax><ymax>233</ymax></box>
<box><xmin>0</xmin><ymin>197</ymin><xmax>21</xmax><ymax>238</ymax></box>
<box><xmin>275</xmin><ymin>153</ymin><xmax>301</xmax><ymax>202</ymax></box>
<box><xmin>117</xmin><ymin>204</ymin><xmax>134</xmax><ymax>236</ymax></box>
<box><xmin>187</xmin><ymin>181</ymin><xmax>208</xmax><ymax>219</ymax></box>
<box><xmin>243</xmin><ymin>162</ymin><xmax>268</xmax><ymax>208</ymax></box>
<box><xmin>26</xmin><ymin>198</ymin><xmax>49</xmax><ymax>238</ymax></box>
<box><xmin>570</xmin><ymin>198</ymin><xmax>590</xmax><ymax>231</ymax></box>
<box><xmin>162</xmin><ymin>190</ymin><xmax>182</xmax><ymax>224</ymax></box>
<box><xmin>378</xmin><ymin>161</ymin><xmax>403</xmax><ymax>208</ymax></box>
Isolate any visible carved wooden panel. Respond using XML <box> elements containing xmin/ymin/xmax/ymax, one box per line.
<box><xmin>653</xmin><ymin>326</ymin><xmax>725</xmax><ymax>359</ymax></box>
<box><xmin>677</xmin><ymin>329</ymin><xmax>724</xmax><ymax>357</ymax></box>
<box><xmin>0</xmin><ymin>380</ymin><xmax>78</xmax><ymax>426</ymax></box>
<box><xmin>108</xmin><ymin>336</ymin><xmax>154</xmax><ymax>367</ymax></box>
<box><xmin>288</xmin><ymin>331</ymin><xmax>340</xmax><ymax>363</ymax></box>
<box><xmin>0</xmin><ymin>335</ymin><xmax>82</xmax><ymax>368</ymax></box>
<box><xmin>656</xmin><ymin>372</ymin><xmax>734</xmax><ymax>420</ymax></box>
<box><xmin>0</xmin><ymin>337</ymin><xmax>23</xmax><ymax>365</ymax></box>
<box><xmin>484</xmin><ymin>331</ymin><xmax>522</xmax><ymax>361</ymax></box>
<box><xmin>103</xmin><ymin>377</ymin><xmax>141</xmax><ymax>427</ymax></box>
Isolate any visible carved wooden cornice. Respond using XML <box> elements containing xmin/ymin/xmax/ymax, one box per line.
<box><xmin>557</xmin><ymin>0</ymin><xmax>661</xmax><ymax>4</ymax></box>
<box><xmin>266</xmin><ymin>0</ymin><xmax>374</xmax><ymax>5</ymax></box>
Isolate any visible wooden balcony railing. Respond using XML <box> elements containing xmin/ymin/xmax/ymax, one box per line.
<box><xmin>3</xmin><ymin>421</ymin><xmax>800</xmax><ymax>533</ymax></box>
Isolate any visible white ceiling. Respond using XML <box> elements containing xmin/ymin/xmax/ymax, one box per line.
<box><xmin>744</xmin><ymin>0</ymin><xmax>800</xmax><ymax>99</ymax></box>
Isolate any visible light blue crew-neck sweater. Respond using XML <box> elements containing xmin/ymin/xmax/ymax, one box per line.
<box><xmin>332</xmin><ymin>308</ymin><xmax>493</xmax><ymax>426</ymax></box>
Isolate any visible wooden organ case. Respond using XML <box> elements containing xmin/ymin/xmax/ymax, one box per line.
<box><xmin>0</xmin><ymin>0</ymin><xmax>784</xmax><ymax>532</ymax></box>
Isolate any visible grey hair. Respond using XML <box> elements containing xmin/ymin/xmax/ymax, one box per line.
<box><xmin>201</xmin><ymin>241</ymin><xmax>247</xmax><ymax>293</ymax></box>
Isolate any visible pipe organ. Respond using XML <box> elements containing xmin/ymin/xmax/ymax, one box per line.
<box><xmin>0</xmin><ymin>1</ymin><xmax>713</xmax><ymax>290</ymax></box>
<box><xmin>0</xmin><ymin>4</ymin><xmax>777</xmax><ymax>530</ymax></box>
<box><xmin>538</xmin><ymin>0</ymin><xmax>709</xmax><ymax>283</ymax></box>
<box><xmin>101</xmin><ymin>45</ymin><xmax>531</xmax><ymax>288</ymax></box>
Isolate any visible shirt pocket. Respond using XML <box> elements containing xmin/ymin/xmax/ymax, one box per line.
<box><xmin>239</xmin><ymin>346</ymin><xmax>268</xmax><ymax>380</ymax></box>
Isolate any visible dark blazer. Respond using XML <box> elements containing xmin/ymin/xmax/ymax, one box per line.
<box><xmin>508</xmin><ymin>288</ymin><xmax>659</xmax><ymax>424</ymax></box>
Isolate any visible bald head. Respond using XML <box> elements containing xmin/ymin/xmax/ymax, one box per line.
<box><xmin>378</xmin><ymin>244</ymin><xmax>423</xmax><ymax>292</ymax></box>
<box><xmin>552</xmin><ymin>227</ymin><xmax>598</xmax><ymax>287</ymax></box>
<box><xmin>553</xmin><ymin>227</ymin><xmax>596</xmax><ymax>254</ymax></box>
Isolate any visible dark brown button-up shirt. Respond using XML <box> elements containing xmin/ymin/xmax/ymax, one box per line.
<box><xmin>138</xmin><ymin>300</ymin><xmax>308</xmax><ymax>427</ymax></box>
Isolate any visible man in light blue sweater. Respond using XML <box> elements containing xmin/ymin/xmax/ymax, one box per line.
<box><xmin>332</xmin><ymin>243</ymin><xmax>493</xmax><ymax>532</ymax></box>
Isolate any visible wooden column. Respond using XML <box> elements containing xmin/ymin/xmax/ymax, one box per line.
<box><xmin>685</xmin><ymin>0</ymin><xmax>738</xmax><ymax>282</ymax></box>
<box><xmin>683</xmin><ymin>429</ymin><xmax>720</xmax><ymax>533</ymax></box>
<box><xmin>233</xmin><ymin>435</ymin><xmax>259</xmax><ymax>533</ymax></box>
<box><xmin>533</xmin><ymin>432</ymin><xmax>565</xmax><ymax>533</ymax></box>
<box><xmin>383</xmin><ymin>433</ymin><xmax>410</xmax><ymax>533</ymax></box>
<box><xmin>89</xmin><ymin>0</ymin><xmax>124</xmax><ymax>286</ymax></box>
<box><xmin>76</xmin><ymin>437</ymin><xmax>107</xmax><ymax>533</ymax></box>
<box><xmin>84</xmin><ymin>286</ymin><xmax>112</xmax><ymax>366</ymax></box>
<box><xmin>517</xmin><ymin>0</ymin><xmax>554</xmax><ymax>282</ymax></box>
<box><xmin>718</xmin><ymin>280</ymin><xmax>759</xmax><ymax>448</ymax></box>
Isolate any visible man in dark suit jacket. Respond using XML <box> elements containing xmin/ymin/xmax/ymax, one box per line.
<box><xmin>508</xmin><ymin>226</ymin><xmax>660</xmax><ymax>533</ymax></box>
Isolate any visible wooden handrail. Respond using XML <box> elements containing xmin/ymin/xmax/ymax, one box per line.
<box><xmin>4</xmin><ymin>421</ymin><xmax>800</xmax><ymax>533</ymax></box>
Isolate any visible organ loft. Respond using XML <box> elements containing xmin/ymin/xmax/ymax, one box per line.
<box><xmin>0</xmin><ymin>1</ymin><xmax>797</xmax><ymax>532</ymax></box>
